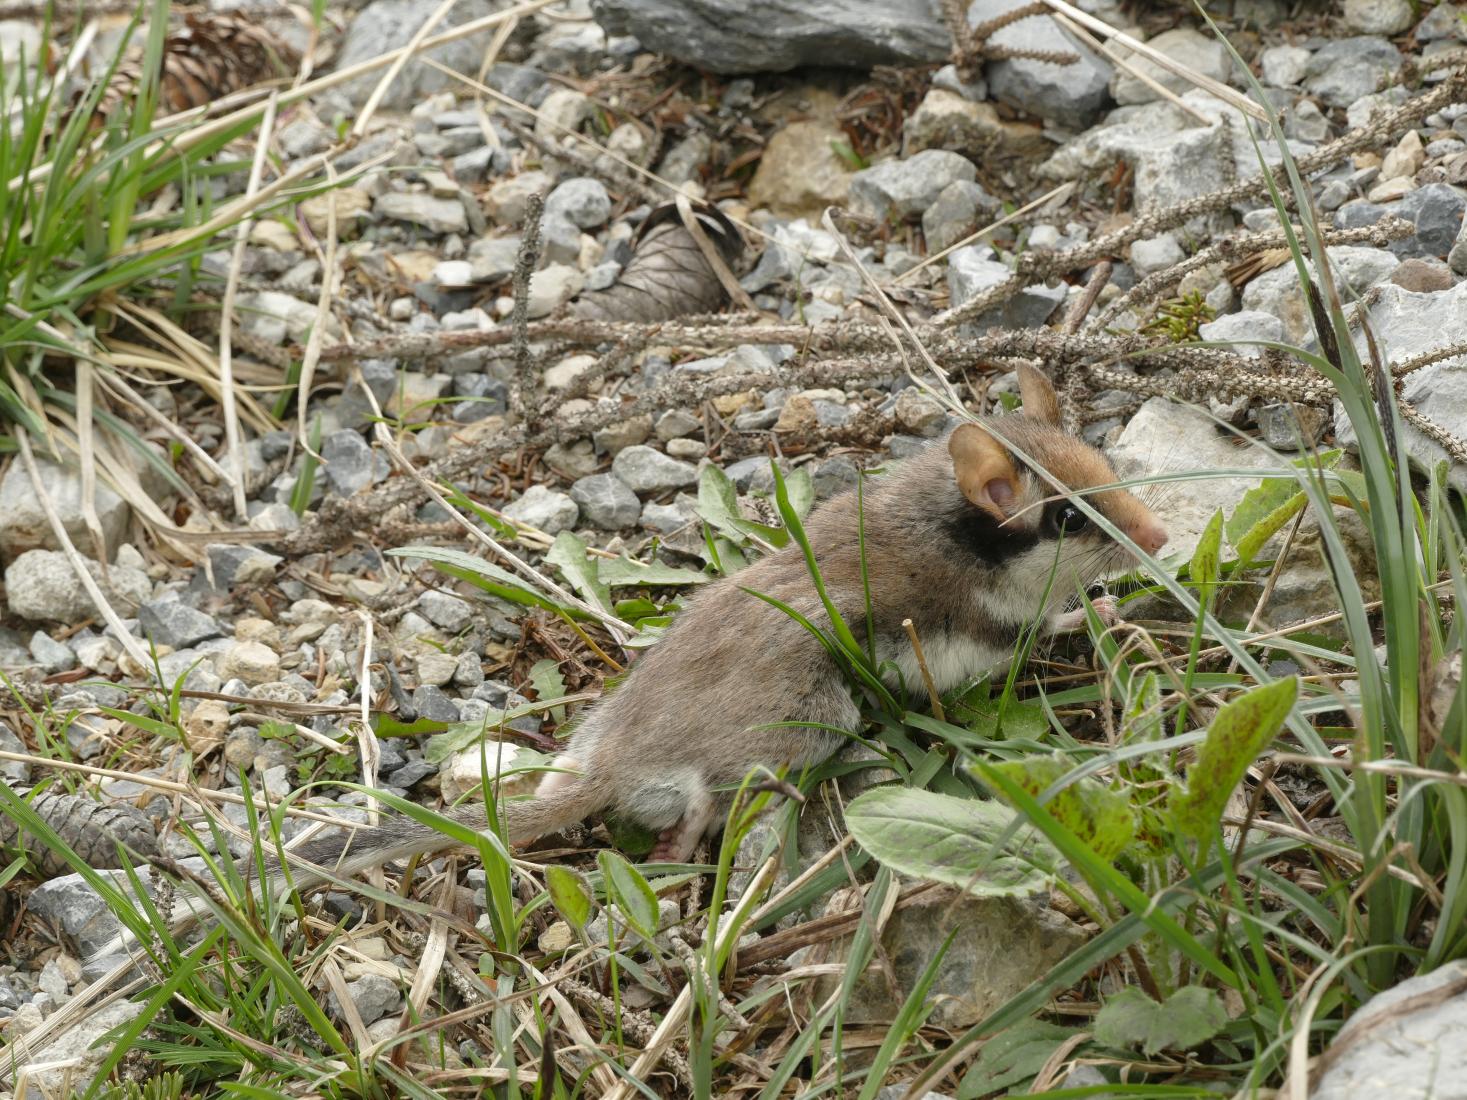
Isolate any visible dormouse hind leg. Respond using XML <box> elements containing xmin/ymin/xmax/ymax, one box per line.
<box><xmin>534</xmin><ymin>754</ymin><xmax>582</xmax><ymax>798</ymax></box>
<box><xmin>647</xmin><ymin>785</ymin><xmax>715</xmax><ymax>864</ymax></box>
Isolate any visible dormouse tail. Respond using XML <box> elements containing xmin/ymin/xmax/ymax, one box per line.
<box><xmin>259</xmin><ymin>778</ymin><xmax>611</xmax><ymax>897</ymax></box>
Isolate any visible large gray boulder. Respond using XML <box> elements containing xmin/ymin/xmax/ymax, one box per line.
<box><xmin>1337</xmin><ymin>281</ymin><xmax>1467</xmax><ymax>491</ymax></box>
<box><xmin>1311</xmin><ymin>961</ymin><xmax>1467</xmax><ymax>1100</ymax></box>
<box><xmin>335</xmin><ymin>0</ymin><xmax>502</xmax><ymax>108</ymax></box>
<box><xmin>590</xmin><ymin>0</ymin><xmax>950</xmax><ymax>73</ymax></box>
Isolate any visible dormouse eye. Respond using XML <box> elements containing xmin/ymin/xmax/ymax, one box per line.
<box><xmin>1055</xmin><ymin>504</ymin><xmax>1089</xmax><ymax>534</ymax></box>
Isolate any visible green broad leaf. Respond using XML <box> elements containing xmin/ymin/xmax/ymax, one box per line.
<box><xmin>421</xmin><ymin>724</ymin><xmax>484</xmax><ymax>762</ymax></box>
<box><xmin>597</xmin><ymin>556</ymin><xmax>708</xmax><ymax>589</ymax></box>
<box><xmin>696</xmin><ymin>463</ymin><xmax>750</xmax><ymax>545</ymax></box>
<box><xmin>1231</xmin><ymin>488</ymin><xmax>1307</xmax><ymax>568</ymax></box>
<box><xmin>977</xmin><ymin>754</ymin><xmax>1136</xmax><ymax>862</ymax></box>
<box><xmin>420</xmin><ymin>698</ymin><xmax>550</xmax><ymax>763</ymax></box>
<box><xmin>597</xmin><ymin>850</ymin><xmax>661</xmax><ymax>941</ymax></box>
<box><xmin>544</xmin><ymin>864</ymin><xmax>594</xmax><ymax>929</ymax></box>
<box><xmin>1168</xmin><ymin>677</ymin><xmax>1298</xmax><ymax>841</ymax></box>
<box><xmin>546</xmin><ymin>531</ymin><xmax>612</xmax><ymax>614</ymax></box>
<box><xmin>1191</xmin><ymin>509</ymin><xmax>1224</xmax><ymax>605</ymax></box>
<box><xmin>845</xmin><ymin>786</ymin><xmax>1055</xmax><ymax>897</ymax></box>
<box><xmin>954</xmin><ymin>696</ymin><xmax>1048</xmax><ymax>741</ymax></box>
<box><xmin>695</xmin><ymin>463</ymin><xmax>789</xmax><ymax>548</ymax></box>
<box><xmin>784</xmin><ymin>466</ymin><xmax>815</xmax><ymax>519</ymax></box>
<box><xmin>1125</xmin><ymin>671</ymin><xmax>1164</xmax><ymax>744</ymax></box>
<box><xmin>373</xmin><ymin>713</ymin><xmax>454</xmax><ymax>739</ymax></box>
<box><xmin>957</xmin><ymin>1018</ymin><xmax>1080</xmax><ymax>1099</ymax></box>
<box><xmin>528</xmin><ymin>658</ymin><xmax>567</xmax><ymax>725</ymax></box>
<box><xmin>1224</xmin><ymin>450</ymin><xmax>1344</xmax><ymax>567</ymax></box>
<box><xmin>389</xmin><ymin>546</ymin><xmax>567</xmax><ymax>614</ymax></box>
<box><xmin>1093</xmin><ymin>985</ymin><xmax>1227</xmax><ymax>1056</ymax></box>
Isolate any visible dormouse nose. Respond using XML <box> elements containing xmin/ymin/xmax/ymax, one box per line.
<box><xmin>1134</xmin><ymin>519</ymin><xmax>1169</xmax><ymax>555</ymax></box>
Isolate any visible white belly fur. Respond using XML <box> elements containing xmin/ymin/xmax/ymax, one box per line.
<box><xmin>881</xmin><ymin>631</ymin><xmax>1008</xmax><ymax>694</ymax></box>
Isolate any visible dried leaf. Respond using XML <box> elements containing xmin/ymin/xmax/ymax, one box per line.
<box><xmin>573</xmin><ymin>200</ymin><xmax>745</xmax><ymax>323</ymax></box>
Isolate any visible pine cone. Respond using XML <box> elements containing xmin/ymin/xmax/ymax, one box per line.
<box><xmin>93</xmin><ymin>12</ymin><xmax>298</xmax><ymax>120</ymax></box>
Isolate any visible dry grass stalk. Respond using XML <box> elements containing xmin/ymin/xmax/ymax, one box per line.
<box><xmin>1040</xmin><ymin>0</ymin><xmax>1267</xmax><ymax>121</ymax></box>
<box><xmin>216</xmin><ymin>90</ymin><xmax>280</xmax><ymax>519</ymax></box>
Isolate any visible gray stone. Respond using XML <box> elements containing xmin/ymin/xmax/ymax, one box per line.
<box><xmin>5</xmin><ymin>550</ymin><xmax>150</xmax><ymax>624</ymax></box>
<box><xmin>1340</xmin><ymin>185</ymin><xmax>1467</xmax><ymax>259</ymax></box>
<box><xmin>1335</xmin><ymin>281</ymin><xmax>1467</xmax><ymax>490</ymax></box>
<box><xmin>544</xmin><ymin>177</ymin><xmax>611</xmax><ymax>229</ymax></box>
<box><xmin>412</xmin><ymin>684</ymin><xmax>460</xmax><ymax>723</ymax></box>
<box><xmin>1343</xmin><ymin>0</ymin><xmax>1415</xmax><ymax>35</ymax></box>
<box><xmin>502</xmin><ymin>484</ymin><xmax>579</xmax><ymax>534</ymax></box>
<box><xmin>18</xmin><ymin>1001</ymin><xmax>144</xmax><ymax>1096</ymax></box>
<box><xmin>1393</xmin><ymin>182</ymin><xmax>1467</xmax><ymax>258</ymax></box>
<box><xmin>418</xmin><ymin>589</ymin><xmax>473</xmax><ymax>633</ymax></box>
<box><xmin>527</xmin><ymin>265</ymin><xmax>583</xmax><ymax>318</ymax></box>
<box><xmin>948</xmin><ymin>247</ymin><xmax>1064</xmax><ymax>331</ymax></box>
<box><xmin>29</xmin><ymin>630</ymin><xmax>75</xmax><ymax>674</ymax></box>
<box><xmin>335</xmin><ymin>0</ymin><xmax>502</xmax><ymax>108</ymax></box>
<box><xmin>1450</xmin><ymin>207</ymin><xmax>1467</xmax><ymax>273</ymax></box>
<box><xmin>330</xmin><ymin>973</ymin><xmax>401</xmax><ymax>1026</ymax></box>
<box><xmin>1310</xmin><ymin>960</ymin><xmax>1467</xmax><ymax>1100</ymax></box>
<box><xmin>1303</xmin><ymin>36</ymin><xmax>1401</xmax><ymax>108</ymax></box>
<box><xmin>0</xmin><ymin>458</ymin><xmax>131</xmax><ymax>559</ymax></box>
<box><xmin>452</xmin><ymin>373</ymin><xmax>508</xmax><ymax>421</ymax></box>
<box><xmin>1261</xmin><ymin>44</ymin><xmax>1312</xmax><ymax>87</ymax></box>
<box><xmin>138</xmin><ymin>599</ymin><xmax>222</xmax><ymax>649</ymax></box>
<box><xmin>641</xmin><ymin>498</ymin><xmax>697</xmax><ymax>535</ymax></box>
<box><xmin>0</xmin><ymin>722</ymin><xmax>31</xmax><ymax>784</ymax></box>
<box><xmin>1042</xmin><ymin>91</ymin><xmax>1297</xmax><ymax>215</ymax></box>
<box><xmin>593</xmin><ymin>415</ymin><xmax>653</xmax><ymax>455</ymax></box>
<box><xmin>29</xmin><ymin>869</ymin><xmax>153</xmax><ymax>956</ymax></box>
<box><xmin>893</xmin><ymin>388</ymin><xmax>947</xmax><ymax>436</ymax></box>
<box><xmin>486</xmin><ymin>171</ymin><xmax>552</xmax><ymax>227</ymax></box>
<box><xmin>1416</xmin><ymin>2</ymin><xmax>1467</xmax><ymax>40</ymax></box>
<box><xmin>850</xmin><ymin>150</ymin><xmax>977</xmax><ymax>222</ymax></box>
<box><xmin>1109</xmin><ymin>398</ymin><xmax>1282</xmax><ymax>562</ymax></box>
<box><xmin>545</xmin><ymin>439</ymin><xmax>599</xmax><ymax>480</ymax></box>
<box><xmin>1130</xmin><ymin>234</ymin><xmax>1185</xmax><ymax>277</ymax></box>
<box><xmin>1112</xmin><ymin>27</ymin><xmax>1230</xmax><ymax>107</ymax></box>
<box><xmin>968</xmin><ymin>0</ymin><xmax>1112</xmax><ymax>128</ymax></box>
<box><xmin>1287</xmin><ymin>98</ymin><xmax>1332</xmax><ymax>144</ymax></box>
<box><xmin>921</xmin><ymin>179</ymin><xmax>997</xmax><ymax>252</ymax></box>
<box><xmin>724</xmin><ymin>456</ymin><xmax>779</xmax><ymax>493</ymax></box>
<box><xmin>813</xmin><ymin>455</ymin><xmax>861</xmax><ymax>498</ymax></box>
<box><xmin>374</xmin><ymin>191</ymin><xmax>469</xmax><ymax>235</ymax></box>
<box><xmin>1198</xmin><ymin>309</ymin><xmax>1286</xmax><ymax>354</ymax></box>
<box><xmin>195</xmin><ymin>544</ymin><xmax>282</xmax><ymax>594</ymax></box>
<box><xmin>816</xmin><ymin>889</ymin><xmax>1087</xmax><ymax>1029</ymax></box>
<box><xmin>1257</xmin><ymin>404</ymin><xmax>1330</xmax><ymax>451</ymax></box>
<box><xmin>321</xmin><ymin>430</ymin><xmax>380</xmax><ymax>497</ymax></box>
<box><xmin>611</xmin><ymin>445</ymin><xmax>699</xmax><ymax>493</ymax></box>
<box><xmin>589</xmin><ymin>0</ymin><xmax>950</xmax><ymax>73</ymax></box>
<box><xmin>933</xmin><ymin>62</ymin><xmax>987</xmax><ymax>102</ymax></box>
<box><xmin>901</xmin><ymin>89</ymin><xmax>1040</xmax><ymax>161</ymax></box>
<box><xmin>655</xmin><ymin>409</ymin><xmax>701</xmax><ymax>440</ymax></box>
<box><xmin>1241</xmin><ymin>245</ymin><xmax>1400</xmax><ymax>344</ymax></box>
<box><xmin>570</xmin><ymin>473</ymin><xmax>642</xmax><ymax>528</ymax></box>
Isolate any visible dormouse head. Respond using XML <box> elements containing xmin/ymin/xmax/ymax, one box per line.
<box><xmin>945</xmin><ymin>365</ymin><xmax>1168</xmax><ymax>616</ymax></box>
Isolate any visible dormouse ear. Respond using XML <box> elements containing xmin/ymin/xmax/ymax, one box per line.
<box><xmin>1017</xmin><ymin>364</ymin><xmax>1062</xmax><ymax>426</ymax></box>
<box><xmin>949</xmin><ymin>423</ymin><xmax>1020</xmax><ymax>523</ymax></box>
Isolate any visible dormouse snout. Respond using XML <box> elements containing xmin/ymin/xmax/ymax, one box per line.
<box><xmin>1131</xmin><ymin>515</ymin><xmax>1169</xmax><ymax>556</ymax></box>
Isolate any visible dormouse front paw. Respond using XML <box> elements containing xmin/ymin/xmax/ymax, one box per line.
<box><xmin>1049</xmin><ymin>595</ymin><xmax>1119</xmax><ymax>634</ymax></box>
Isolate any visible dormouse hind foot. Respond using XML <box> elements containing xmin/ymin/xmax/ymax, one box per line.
<box><xmin>646</xmin><ymin>791</ymin><xmax>716</xmax><ymax>863</ymax></box>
